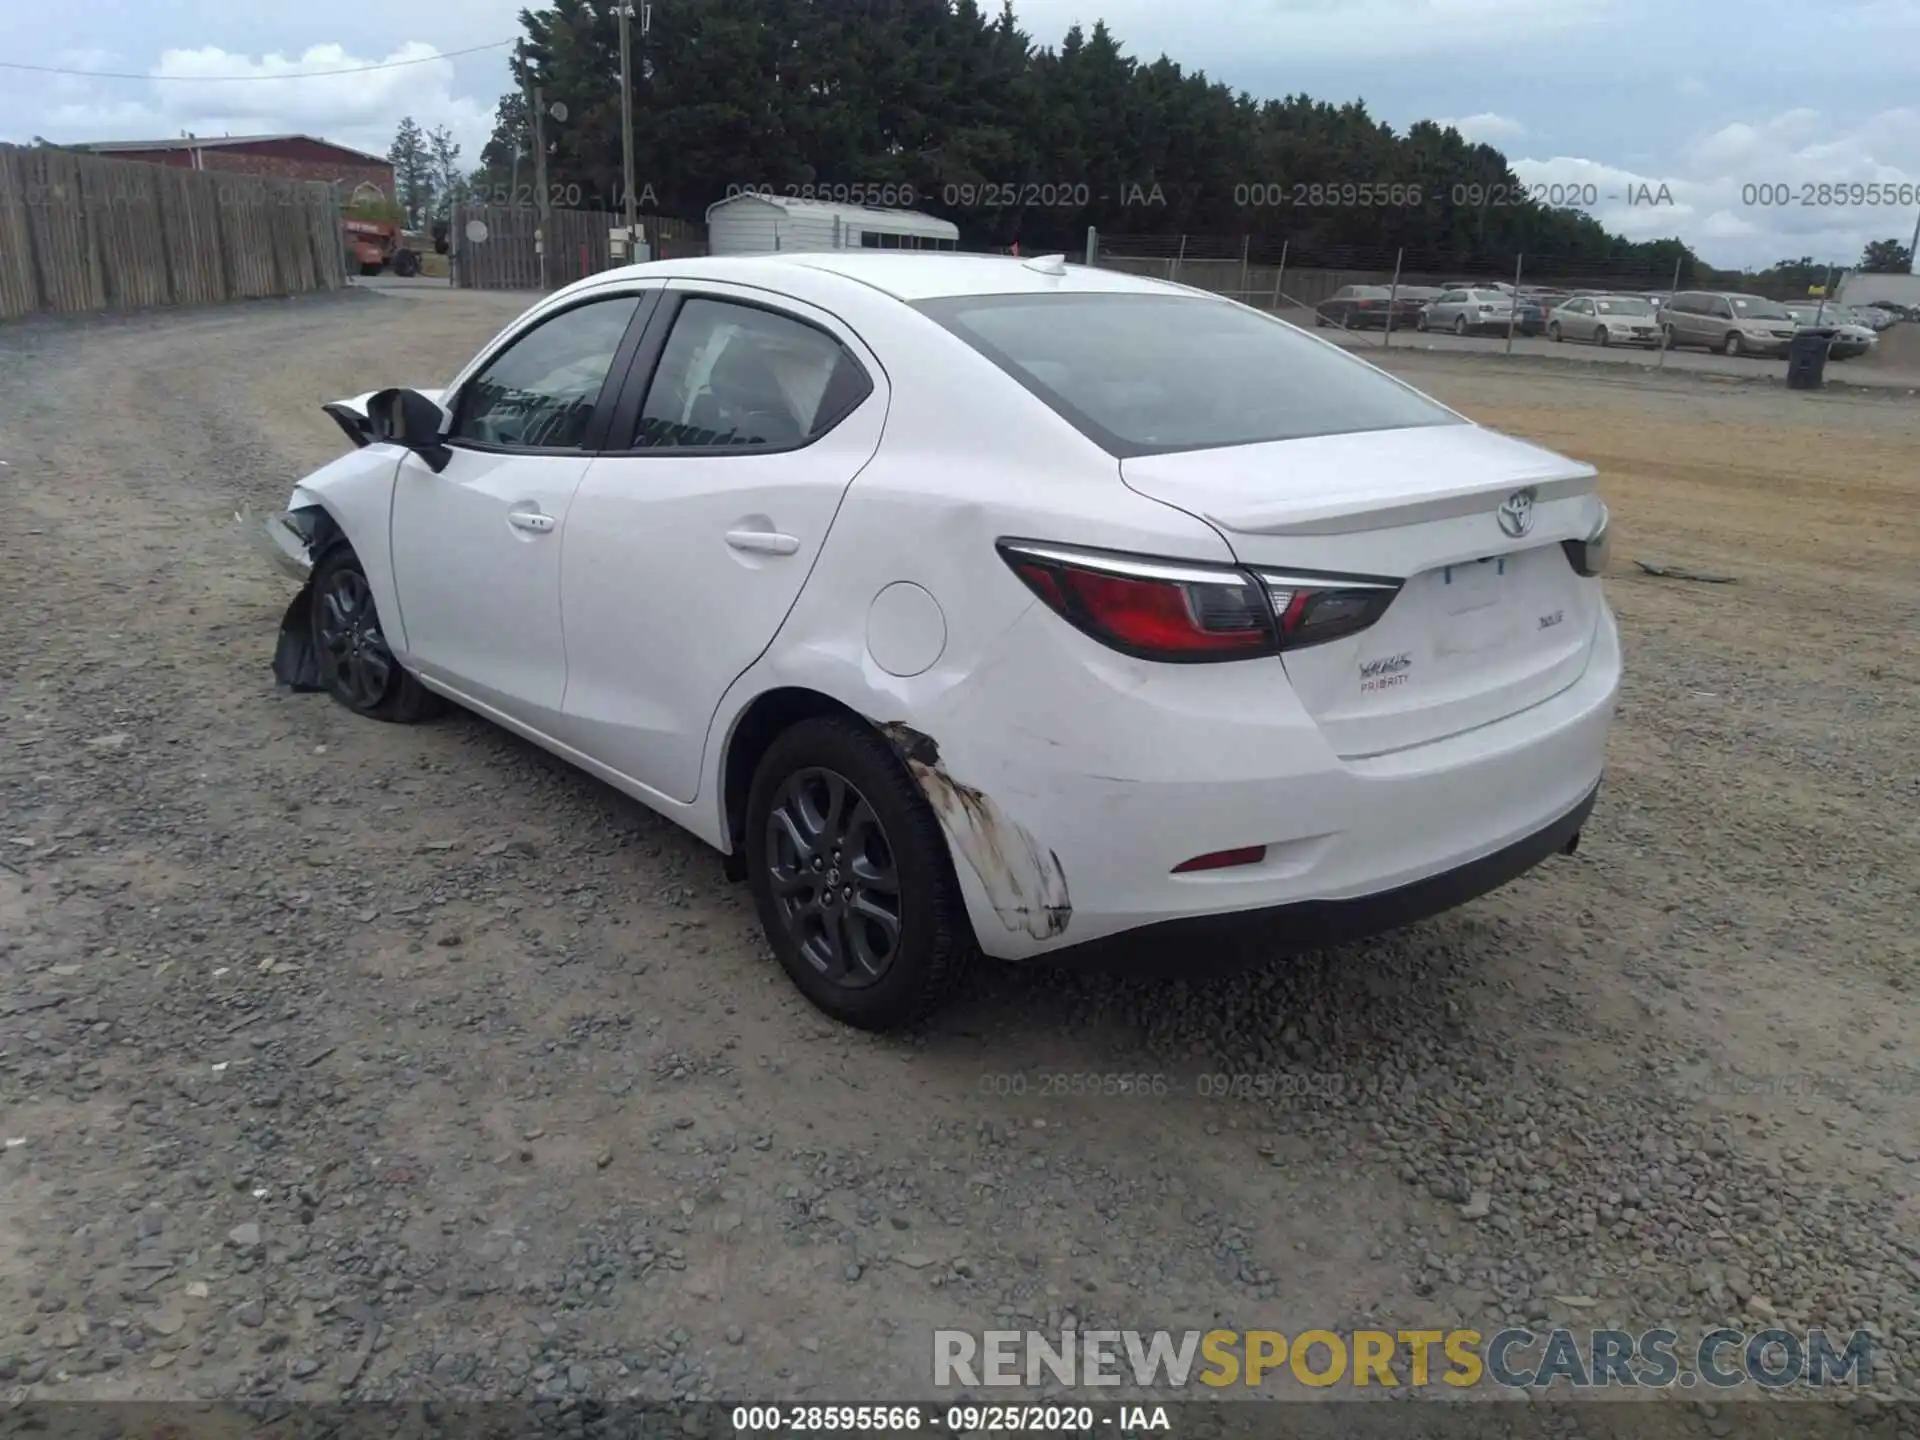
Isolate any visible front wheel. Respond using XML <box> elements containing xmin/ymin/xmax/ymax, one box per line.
<box><xmin>1548</xmin><ymin>322</ymin><xmax>1563</xmax><ymax>342</ymax></box>
<box><xmin>309</xmin><ymin>546</ymin><xmax>443</xmax><ymax>723</ymax></box>
<box><xmin>745</xmin><ymin>717</ymin><xmax>973</xmax><ymax>1030</ymax></box>
<box><xmin>1416</xmin><ymin>313</ymin><xmax>1429</xmax><ymax>331</ymax></box>
<box><xmin>1596</xmin><ymin>326</ymin><xmax>1611</xmax><ymax>347</ymax></box>
<box><xmin>1724</xmin><ymin>331</ymin><xmax>1744</xmax><ymax>356</ymax></box>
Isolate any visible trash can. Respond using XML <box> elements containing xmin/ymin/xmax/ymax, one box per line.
<box><xmin>1787</xmin><ymin>329</ymin><xmax>1833</xmax><ymax>390</ymax></box>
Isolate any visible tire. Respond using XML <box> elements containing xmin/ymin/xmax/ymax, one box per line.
<box><xmin>744</xmin><ymin>716</ymin><xmax>973</xmax><ymax>1031</ymax></box>
<box><xmin>1452</xmin><ymin>315</ymin><xmax>1468</xmax><ymax>336</ymax></box>
<box><xmin>1548</xmin><ymin>322</ymin><xmax>1562</xmax><ymax>342</ymax></box>
<box><xmin>309</xmin><ymin>545</ymin><xmax>444</xmax><ymax>724</ymax></box>
<box><xmin>1723</xmin><ymin>331</ymin><xmax>1743</xmax><ymax>356</ymax></box>
<box><xmin>1661</xmin><ymin>325</ymin><xmax>1677</xmax><ymax>350</ymax></box>
<box><xmin>1596</xmin><ymin>326</ymin><xmax>1610</xmax><ymax>347</ymax></box>
<box><xmin>393</xmin><ymin>249</ymin><xmax>421</xmax><ymax>278</ymax></box>
<box><xmin>358</xmin><ymin>262</ymin><xmax>382</xmax><ymax>277</ymax></box>
<box><xmin>1416</xmin><ymin>313</ymin><xmax>1429</xmax><ymax>332</ymax></box>
<box><xmin>1315</xmin><ymin>314</ymin><xmax>1328</xmax><ymax>327</ymax></box>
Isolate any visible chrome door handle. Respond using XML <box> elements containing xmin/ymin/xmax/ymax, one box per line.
<box><xmin>508</xmin><ymin>511</ymin><xmax>555</xmax><ymax>533</ymax></box>
<box><xmin>725</xmin><ymin>529</ymin><xmax>800</xmax><ymax>555</ymax></box>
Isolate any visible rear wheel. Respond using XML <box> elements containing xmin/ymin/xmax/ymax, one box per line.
<box><xmin>393</xmin><ymin>249</ymin><xmax>421</xmax><ymax>278</ymax></box>
<box><xmin>1452</xmin><ymin>315</ymin><xmax>1469</xmax><ymax>336</ymax></box>
<box><xmin>310</xmin><ymin>546</ymin><xmax>443</xmax><ymax>723</ymax></box>
<box><xmin>744</xmin><ymin>716</ymin><xmax>972</xmax><ymax>1031</ymax></box>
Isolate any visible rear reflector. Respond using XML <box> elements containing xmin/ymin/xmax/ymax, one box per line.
<box><xmin>1172</xmin><ymin>845</ymin><xmax>1268</xmax><ymax>874</ymax></box>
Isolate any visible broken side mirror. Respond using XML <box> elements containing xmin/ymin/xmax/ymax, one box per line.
<box><xmin>367</xmin><ymin>388</ymin><xmax>453</xmax><ymax>473</ymax></box>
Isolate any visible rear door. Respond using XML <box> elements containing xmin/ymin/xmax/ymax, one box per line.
<box><xmin>555</xmin><ymin>283</ymin><xmax>886</xmax><ymax>803</ymax></box>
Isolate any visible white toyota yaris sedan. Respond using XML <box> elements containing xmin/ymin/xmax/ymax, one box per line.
<box><xmin>266</xmin><ymin>252</ymin><xmax>1619</xmax><ymax>1030</ymax></box>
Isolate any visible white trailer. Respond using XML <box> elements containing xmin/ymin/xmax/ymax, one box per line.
<box><xmin>704</xmin><ymin>194</ymin><xmax>959</xmax><ymax>256</ymax></box>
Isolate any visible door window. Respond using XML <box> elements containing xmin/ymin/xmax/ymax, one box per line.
<box><xmin>632</xmin><ymin>298</ymin><xmax>871</xmax><ymax>450</ymax></box>
<box><xmin>451</xmin><ymin>295</ymin><xmax>641</xmax><ymax>450</ymax></box>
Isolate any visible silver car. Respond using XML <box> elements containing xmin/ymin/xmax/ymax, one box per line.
<box><xmin>1782</xmin><ymin>303</ymin><xmax>1877</xmax><ymax>359</ymax></box>
<box><xmin>1419</xmin><ymin>287</ymin><xmax>1544</xmax><ymax>335</ymax></box>
<box><xmin>1546</xmin><ymin>294</ymin><xmax>1662</xmax><ymax>347</ymax></box>
<box><xmin>1660</xmin><ymin>291</ymin><xmax>1801</xmax><ymax>357</ymax></box>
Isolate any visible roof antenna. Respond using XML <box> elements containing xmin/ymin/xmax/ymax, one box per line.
<box><xmin>1022</xmin><ymin>253</ymin><xmax>1068</xmax><ymax>277</ymax></box>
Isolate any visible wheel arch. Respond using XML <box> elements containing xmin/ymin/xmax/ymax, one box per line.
<box><xmin>717</xmin><ymin>686</ymin><xmax>872</xmax><ymax>875</ymax></box>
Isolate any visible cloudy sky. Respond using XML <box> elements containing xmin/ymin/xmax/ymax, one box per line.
<box><xmin>6</xmin><ymin>0</ymin><xmax>1919</xmax><ymax>271</ymax></box>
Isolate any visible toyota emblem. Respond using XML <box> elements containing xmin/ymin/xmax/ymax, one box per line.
<box><xmin>1496</xmin><ymin>488</ymin><xmax>1537</xmax><ymax>539</ymax></box>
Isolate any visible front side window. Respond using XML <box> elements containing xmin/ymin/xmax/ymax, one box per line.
<box><xmin>633</xmin><ymin>298</ymin><xmax>872</xmax><ymax>449</ymax></box>
<box><xmin>452</xmin><ymin>295</ymin><xmax>641</xmax><ymax>449</ymax></box>
<box><xmin>917</xmin><ymin>291</ymin><xmax>1462</xmax><ymax>457</ymax></box>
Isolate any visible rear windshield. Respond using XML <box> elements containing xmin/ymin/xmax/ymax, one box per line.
<box><xmin>1594</xmin><ymin>297</ymin><xmax>1654</xmax><ymax>315</ymax></box>
<box><xmin>914</xmin><ymin>292</ymin><xmax>1462</xmax><ymax>457</ymax></box>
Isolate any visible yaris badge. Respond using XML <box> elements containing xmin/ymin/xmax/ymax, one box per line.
<box><xmin>1496</xmin><ymin>487</ymin><xmax>1537</xmax><ymax>538</ymax></box>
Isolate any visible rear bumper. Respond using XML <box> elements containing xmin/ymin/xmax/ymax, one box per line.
<box><xmin>920</xmin><ymin>602</ymin><xmax>1621</xmax><ymax>963</ymax></box>
<box><xmin>1050</xmin><ymin>780</ymin><xmax>1598</xmax><ymax>975</ymax></box>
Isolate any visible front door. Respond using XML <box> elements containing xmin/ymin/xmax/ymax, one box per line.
<box><xmin>391</xmin><ymin>290</ymin><xmax>648</xmax><ymax>728</ymax></box>
<box><xmin>558</xmin><ymin>284</ymin><xmax>888</xmax><ymax>804</ymax></box>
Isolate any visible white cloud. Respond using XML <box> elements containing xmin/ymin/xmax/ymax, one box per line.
<box><xmin>1438</xmin><ymin>113</ymin><xmax>1528</xmax><ymax>143</ymax></box>
<box><xmin>38</xmin><ymin>43</ymin><xmax>497</xmax><ymax>176</ymax></box>
<box><xmin>1509</xmin><ymin>106</ymin><xmax>1920</xmax><ymax>267</ymax></box>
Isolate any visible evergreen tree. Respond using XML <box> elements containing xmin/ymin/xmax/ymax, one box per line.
<box><xmin>388</xmin><ymin>116</ymin><xmax>436</xmax><ymax>229</ymax></box>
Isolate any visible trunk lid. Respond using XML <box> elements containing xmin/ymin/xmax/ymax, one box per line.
<box><xmin>1122</xmin><ymin>422</ymin><xmax>1606</xmax><ymax>759</ymax></box>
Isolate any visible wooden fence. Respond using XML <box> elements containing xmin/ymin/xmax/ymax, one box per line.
<box><xmin>451</xmin><ymin>203</ymin><xmax>708</xmax><ymax>291</ymax></box>
<box><xmin>0</xmin><ymin>144</ymin><xmax>346</xmax><ymax>322</ymax></box>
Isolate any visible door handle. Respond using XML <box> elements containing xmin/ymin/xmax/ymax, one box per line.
<box><xmin>725</xmin><ymin>529</ymin><xmax>800</xmax><ymax>556</ymax></box>
<box><xmin>508</xmin><ymin>511</ymin><xmax>555</xmax><ymax>534</ymax></box>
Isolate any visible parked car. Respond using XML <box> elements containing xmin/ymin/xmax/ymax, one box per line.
<box><xmin>263</xmin><ymin>252</ymin><xmax>1619</xmax><ymax>1029</ymax></box>
<box><xmin>1848</xmin><ymin>303</ymin><xmax>1900</xmax><ymax>331</ymax></box>
<box><xmin>1315</xmin><ymin>284</ymin><xmax>1398</xmax><ymax>330</ymax></box>
<box><xmin>1659</xmin><ymin>291</ymin><xmax>1801</xmax><ymax>356</ymax></box>
<box><xmin>1781</xmin><ymin>303</ymin><xmax>1877</xmax><ymax>359</ymax></box>
<box><xmin>1546</xmin><ymin>294</ymin><xmax>1662</xmax><ymax>347</ymax></box>
<box><xmin>1420</xmin><ymin>287</ymin><xmax>1545</xmax><ymax>336</ymax></box>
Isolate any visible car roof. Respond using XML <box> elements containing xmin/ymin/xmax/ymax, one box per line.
<box><xmin>574</xmin><ymin>251</ymin><xmax>1190</xmax><ymax>303</ymax></box>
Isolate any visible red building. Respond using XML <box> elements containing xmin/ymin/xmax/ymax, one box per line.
<box><xmin>72</xmin><ymin>134</ymin><xmax>395</xmax><ymax>203</ymax></box>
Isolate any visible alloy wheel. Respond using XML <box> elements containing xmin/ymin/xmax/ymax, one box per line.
<box><xmin>764</xmin><ymin>767</ymin><xmax>902</xmax><ymax>989</ymax></box>
<box><xmin>317</xmin><ymin>569</ymin><xmax>394</xmax><ymax>709</ymax></box>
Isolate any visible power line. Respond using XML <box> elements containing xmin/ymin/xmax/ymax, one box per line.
<box><xmin>0</xmin><ymin>39</ymin><xmax>514</xmax><ymax>82</ymax></box>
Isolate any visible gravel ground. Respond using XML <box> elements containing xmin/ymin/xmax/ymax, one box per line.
<box><xmin>1</xmin><ymin>289</ymin><xmax>1916</xmax><ymax>1433</ymax></box>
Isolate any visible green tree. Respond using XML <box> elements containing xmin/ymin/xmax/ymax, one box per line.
<box><xmin>1859</xmin><ymin>237</ymin><xmax>1914</xmax><ymax>273</ymax></box>
<box><xmin>427</xmin><ymin>125</ymin><xmax>467</xmax><ymax>221</ymax></box>
<box><xmin>388</xmin><ymin>116</ymin><xmax>435</xmax><ymax>229</ymax></box>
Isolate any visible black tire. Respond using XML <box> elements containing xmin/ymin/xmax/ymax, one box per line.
<box><xmin>744</xmin><ymin>716</ymin><xmax>973</xmax><ymax>1031</ymax></box>
<box><xmin>1723</xmin><ymin>331</ymin><xmax>1743</xmax><ymax>356</ymax></box>
<box><xmin>358</xmin><ymin>262</ymin><xmax>382</xmax><ymax>277</ymax></box>
<box><xmin>1416</xmin><ymin>313</ymin><xmax>1429</xmax><ymax>331</ymax></box>
<box><xmin>309</xmin><ymin>545</ymin><xmax>444</xmax><ymax>724</ymax></box>
<box><xmin>1452</xmin><ymin>315</ymin><xmax>1469</xmax><ymax>336</ymax></box>
<box><xmin>1596</xmin><ymin>325</ymin><xmax>1610</xmax><ymax>347</ymax></box>
<box><xmin>1548</xmin><ymin>322</ymin><xmax>1562</xmax><ymax>342</ymax></box>
<box><xmin>393</xmin><ymin>249</ymin><xmax>421</xmax><ymax>278</ymax></box>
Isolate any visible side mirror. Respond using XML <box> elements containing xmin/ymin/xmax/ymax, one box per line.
<box><xmin>367</xmin><ymin>388</ymin><xmax>452</xmax><ymax>472</ymax></box>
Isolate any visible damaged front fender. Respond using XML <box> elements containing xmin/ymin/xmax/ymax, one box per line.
<box><xmin>879</xmin><ymin>722</ymin><xmax>1071</xmax><ymax>942</ymax></box>
<box><xmin>265</xmin><ymin>507</ymin><xmax>342</xmax><ymax>694</ymax></box>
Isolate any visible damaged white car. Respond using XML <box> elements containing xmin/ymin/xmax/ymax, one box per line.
<box><xmin>268</xmin><ymin>253</ymin><xmax>1619</xmax><ymax>1030</ymax></box>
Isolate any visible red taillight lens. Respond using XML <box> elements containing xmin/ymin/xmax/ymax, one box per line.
<box><xmin>999</xmin><ymin>542</ymin><xmax>1274</xmax><ymax>662</ymax></box>
<box><xmin>999</xmin><ymin>543</ymin><xmax>1405</xmax><ymax>662</ymax></box>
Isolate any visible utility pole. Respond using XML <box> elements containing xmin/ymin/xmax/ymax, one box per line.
<box><xmin>527</xmin><ymin>80</ymin><xmax>552</xmax><ymax>291</ymax></box>
<box><xmin>618</xmin><ymin>2</ymin><xmax>637</xmax><ymax>247</ymax></box>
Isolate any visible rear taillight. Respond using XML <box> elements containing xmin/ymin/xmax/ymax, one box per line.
<box><xmin>1254</xmin><ymin>569</ymin><xmax>1403</xmax><ymax>649</ymax></box>
<box><xmin>1562</xmin><ymin>507</ymin><xmax>1611</xmax><ymax>577</ymax></box>
<box><xmin>998</xmin><ymin>541</ymin><xmax>1402</xmax><ymax>662</ymax></box>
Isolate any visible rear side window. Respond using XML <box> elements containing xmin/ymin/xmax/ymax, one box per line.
<box><xmin>916</xmin><ymin>292</ymin><xmax>1461</xmax><ymax>457</ymax></box>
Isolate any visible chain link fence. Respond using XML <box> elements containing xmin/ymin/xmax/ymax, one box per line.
<box><xmin>1085</xmin><ymin>229</ymin><xmax>1695</xmax><ymax>359</ymax></box>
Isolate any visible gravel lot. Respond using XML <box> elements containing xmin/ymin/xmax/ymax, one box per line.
<box><xmin>1</xmin><ymin>288</ymin><xmax>1916</xmax><ymax>1430</ymax></box>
